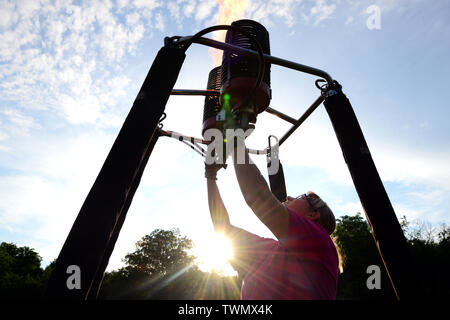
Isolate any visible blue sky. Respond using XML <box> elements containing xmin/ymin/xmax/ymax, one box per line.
<box><xmin>0</xmin><ymin>0</ymin><xmax>449</xmax><ymax>271</ymax></box>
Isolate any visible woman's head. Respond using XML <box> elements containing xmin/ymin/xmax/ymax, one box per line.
<box><xmin>284</xmin><ymin>191</ymin><xmax>336</xmax><ymax>235</ymax></box>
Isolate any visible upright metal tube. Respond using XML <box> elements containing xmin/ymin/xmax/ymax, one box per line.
<box><xmin>171</xmin><ymin>89</ymin><xmax>219</xmax><ymax>96</ymax></box>
<box><xmin>86</xmin><ymin>129</ymin><xmax>161</xmax><ymax>299</ymax></box>
<box><xmin>265</xmin><ymin>107</ymin><xmax>297</xmax><ymax>124</ymax></box>
<box><xmin>44</xmin><ymin>45</ymin><xmax>186</xmax><ymax>299</ymax></box>
<box><xmin>323</xmin><ymin>84</ymin><xmax>415</xmax><ymax>300</ymax></box>
<box><xmin>279</xmin><ymin>96</ymin><xmax>324</xmax><ymax>146</ymax></box>
<box><xmin>179</xmin><ymin>36</ymin><xmax>334</xmax><ymax>85</ymax></box>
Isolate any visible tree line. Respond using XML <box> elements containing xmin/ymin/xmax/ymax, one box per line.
<box><xmin>1</xmin><ymin>214</ymin><xmax>448</xmax><ymax>299</ymax></box>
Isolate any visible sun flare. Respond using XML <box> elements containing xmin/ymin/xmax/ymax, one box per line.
<box><xmin>194</xmin><ymin>233</ymin><xmax>237</xmax><ymax>276</ymax></box>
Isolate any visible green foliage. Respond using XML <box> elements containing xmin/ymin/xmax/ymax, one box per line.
<box><xmin>405</xmin><ymin>221</ymin><xmax>450</xmax><ymax>297</ymax></box>
<box><xmin>123</xmin><ymin>228</ymin><xmax>195</xmax><ymax>276</ymax></box>
<box><xmin>335</xmin><ymin>214</ymin><xmax>450</xmax><ymax>299</ymax></box>
<box><xmin>2</xmin><ymin>216</ymin><xmax>449</xmax><ymax>300</ymax></box>
<box><xmin>98</xmin><ymin>229</ymin><xmax>241</xmax><ymax>300</ymax></box>
<box><xmin>0</xmin><ymin>242</ymin><xmax>50</xmax><ymax>298</ymax></box>
<box><xmin>333</xmin><ymin>214</ymin><xmax>396</xmax><ymax>299</ymax></box>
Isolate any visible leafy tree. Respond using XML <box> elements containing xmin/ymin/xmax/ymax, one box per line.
<box><xmin>401</xmin><ymin>218</ymin><xmax>450</xmax><ymax>297</ymax></box>
<box><xmin>335</xmin><ymin>214</ymin><xmax>450</xmax><ymax>299</ymax></box>
<box><xmin>333</xmin><ymin>214</ymin><xmax>396</xmax><ymax>299</ymax></box>
<box><xmin>123</xmin><ymin>228</ymin><xmax>195</xmax><ymax>276</ymax></box>
<box><xmin>0</xmin><ymin>242</ymin><xmax>46</xmax><ymax>298</ymax></box>
<box><xmin>3</xmin><ymin>215</ymin><xmax>446</xmax><ymax>300</ymax></box>
<box><xmin>99</xmin><ymin>228</ymin><xmax>240</xmax><ymax>300</ymax></box>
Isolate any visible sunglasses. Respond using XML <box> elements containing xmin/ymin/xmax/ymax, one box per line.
<box><xmin>294</xmin><ymin>193</ymin><xmax>316</xmax><ymax>212</ymax></box>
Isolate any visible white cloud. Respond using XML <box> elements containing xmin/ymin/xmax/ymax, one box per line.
<box><xmin>265</xmin><ymin>118</ymin><xmax>353</xmax><ymax>186</ymax></box>
<box><xmin>0</xmin><ymin>129</ymin><xmax>118</xmax><ymax>264</ymax></box>
<box><xmin>133</xmin><ymin>0</ymin><xmax>161</xmax><ymax>11</ymax></box>
<box><xmin>116</xmin><ymin>0</ymin><xmax>130</xmax><ymax>11</ymax></box>
<box><xmin>167</xmin><ymin>1</ymin><xmax>181</xmax><ymax>21</ymax></box>
<box><xmin>1</xmin><ymin>108</ymin><xmax>37</xmax><ymax>132</ymax></box>
<box><xmin>182</xmin><ymin>0</ymin><xmax>196</xmax><ymax>18</ymax></box>
<box><xmin>45</xmin><ymin>16</ymin><xmax>67</xmax><ymax>46</ymax></box>
<box><xmin>59</xmin><ymin>93</ymin><xmax>102</xmax><ymax>124</ymax></box>
<box><xmin>16</xmin><ymin>0</ymin><xmax>41</xmax><ymax>20</ymax></box>
<box><xmin>333</xmin><ymin>201</ymin><xmax>365</xmax><ymax>217</ymax></box>
<box><xmin>155</xmin><ymin>11</ymin><xmax>165</xmax><ymax>31</ymax></box>
<box><xmin>310</xmin><ymin>0</ymin><xmax>336</xmax><ymax>26</ymax></box>
<box><xmin>246</xmin><ymin>0</ymin><xmax>301</xmax><ymax>28</ymax></box>
<box><xmin>0</xmin><ymin>1</ymin><xmax>19</xmax><ymax>29</ymax></box>
<box><xmin>0</xmin><ymin>1</ymin><xmax>159</xmax><ymax>129</ymax></box>
<box><xmin>372</xmin><ymin>143</ymin><xmax>450</xmax><ymax>192</ymax></box>
<box><xmin>0</xmin><ymin>175</ymin><xmax>59</xmax><ymax>225</ymax></box>
<box><xmin>107</xmin><ymin>75</ymin><xmax>131</xmax><ymax>97</ymax></box>
<box><xmin>195</xmin><ymin>0</ymin><xmax>216</xmax><ymax>22</ymax></box>
<box><xmin>126</xmin><ymin>12</ymin><xmax>141</xmax><ymax>26</ymax></box>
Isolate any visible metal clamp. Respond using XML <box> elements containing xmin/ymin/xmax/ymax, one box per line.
<box><xmin>157</xmin><ymin>112</ymin><xmax>167</xmax><ymax>130</ymax></box>
<box><xmin>267</xmin><ymin>135</ymin><xmax>279</xmax><ymax>162</ymax></box>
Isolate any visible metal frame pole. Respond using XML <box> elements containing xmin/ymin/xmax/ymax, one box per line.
<box><xmin>176</xmin><ymin>36</ymin><xmax>334</xmax><ymax>85</ymax></box>
<box><xmin>172</xmin><ymin>35</ymin><xmax>415</xmax><ymax>299</ymax></box>
<box><xmin>46</xmin><ymin>28</ymin><xmax>415</xmax><ymax>300</ymax></box>
<box><xmin>44</xmin><ymin>45</ymin><xmax>186</xmax><ymax>299</ymax></box>
<box><xmin>323</xmin><ymin>84</ymin><xmax>415</xmax><ymax>299</ymax></box>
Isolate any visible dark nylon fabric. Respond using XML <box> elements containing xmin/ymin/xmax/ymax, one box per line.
<box><xmin>44</xmin><ymin>46</ymin><xmax>186</xmax><ymax>299</ymax></box>
<box><xmin>268</xmin><ymin>161</ymin><xmax>287</xmax><ymax>202</ymax></box>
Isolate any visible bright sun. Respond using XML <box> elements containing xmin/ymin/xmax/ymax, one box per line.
<box><xmin>193</xmin><ymin>233</ymin><xmax>237</xmax><ymax>276</ymax></box>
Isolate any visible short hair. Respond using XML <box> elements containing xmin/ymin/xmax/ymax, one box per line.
<box><xmin>307</xmin><ymin>191</ymin><xmax>336</xmax><ymax>235</ymax></box>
